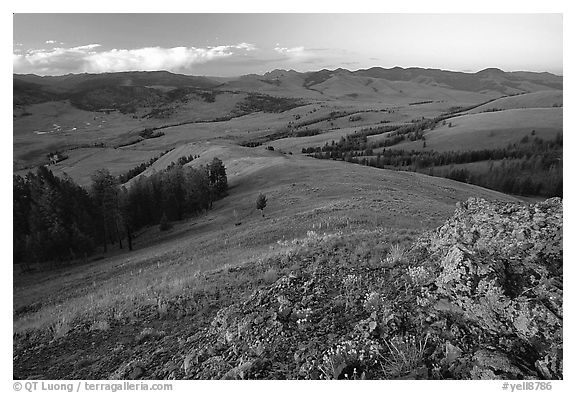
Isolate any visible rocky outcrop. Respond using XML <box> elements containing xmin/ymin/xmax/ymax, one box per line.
<box><xmin>410</xmin><ymin>197</ymin><xmax>562</xmax><ymax>379</ymax></box>
<box><xmin>179</xmin><ymin>197</ymin><xmax>562</xmax><ymax>380</ymax></box>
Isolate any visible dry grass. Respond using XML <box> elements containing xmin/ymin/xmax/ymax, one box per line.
<box><xmin>465</xmin><ymin>90</ymin><xmax>563</xmax><ymax>114</ymax></box>
<box><xmin>13</xmin><ymin>149</ymin><xmax>520</xmax><ymax>339</ymax></box>
<box><xmin>262</xmin><ymin>267</ymin><xmax>279</xmax><ymax>284</ymax></box>
<box><xmin>388</xmin><ymin>108</ymin><xmax>562</xmax><ymax>153</ymax></box>
<box><xmin>89</xmin><ymin>320</ymin><xmax>110</xmax><ymax>332</ymax></box>
<box><xmin>386</xmin><ymin>244</ymin><xmax>407</xmax><ymax>266</ymax></box>
<box><xmin>381</xmin><ymin>334</ymin><xmax>429</xmax><ymax>378</ymax></box>
<box><xmin>13</xmin><ymin>239</ymin><xmax>300</xmax><ymax>337</ymax></box>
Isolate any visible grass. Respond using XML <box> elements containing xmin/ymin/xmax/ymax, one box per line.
<box><xmin>89</xmin><ymin>320</ymin><xmax>110</xmax><ymax>332</ymax></box>
<box><xmin>386</xmin><ymin>244</ymin><xmax>407</xmax><ymax>266</ymax></box>
<box><xmin>12</xmin><ymin>73</ymin><xmax>562</xmax><ymax>380</ymax></box>
<box><xmin>262</xmin><ymin>267</ymin><xmax>279</xmax><ymax>284</ymax></box>
<box><xmin>13</xmin><ymin>154</ymin><xmax>520</xmax><ymax>339</ymax></box>
<box><xmin>12</xmin><ymin>93</ymin><xmax>249</xmax><ymax>169</ymax></box>
<box><xmin>13</xmin><ymin>78</ymin><xmax>533</xmax><ymax>343</ymax></box>
<box><xmin>465</xmin><ymin>90</ymin><xmax>563</xmax><ymax>114</ymax></box>
<box><xmin>381</xmin><ymin>334</ymin><xmax>429</xmax><ymax>378</ymax></box>
<box><xmin>13</xmin><ymin>79</ymin><xmax>494</xmax><ymax>179</ymax></box>
<box><xmin>385</xmin><ymin>108</ymin><xmax>562</xmax><ymax>152</ymax></box>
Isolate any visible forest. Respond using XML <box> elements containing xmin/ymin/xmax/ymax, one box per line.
<box><xmin>13</xmin><ymin>157</ymin><xmax>228</xmax><ymax>269</ymax></box>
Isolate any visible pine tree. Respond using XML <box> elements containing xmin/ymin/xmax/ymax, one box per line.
<box><xmin>256</xmin><ymin>193</ymin><xmax>267</xmax><ymax>217</ymax></box>
<box><xmin>90</xmin><ymin>169</ymin><xmax>119</xmax><ymax>253</ymax></box>
<box><xmin>208</xmin><ymin>157</ymin><xmax>228</xmax><ymax>196</ymax></box>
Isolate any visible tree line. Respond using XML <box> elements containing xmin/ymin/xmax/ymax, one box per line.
<box><xmin>305</xmin><ymin>133</ymin><xmax>562</xmax><ymax>198</ymax></box>
<box><xmin>13</xmin><ymin>157</ymin><xmax>228</xmax><ymax>269</ymax></box>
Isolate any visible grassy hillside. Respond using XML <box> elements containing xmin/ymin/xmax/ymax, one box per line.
<box><xmin>464</xmin><ymin>90</ymin><xmax>562</xmax><ymax>114</ymax></box>
<box><xmin>384</xmin><ymin>108</ymin><xmax>562</xmax><ymax>152</ymax></box>
<box><xmin>15</xmin><ymin>178</ymin><xmax>561</xmax><ymax>379</ymax></box>
<box><xmin>311</xmin><ymin>74</ymin><xmax>495</xmax><ymax>105</ymax></box>
<box><xmin>12</xmin><ymin>67</ymin><xmax>563</xmax><ymax>380</ymax></box>
<box><xmin>14</xmin><ymin>156</ymin><xmax>519</xmax><ymax>331</ymax></box>
<box><xmin>14</xmin><ymin>68</ymin><xmax>562</xmax><ymax>171</ymax></box>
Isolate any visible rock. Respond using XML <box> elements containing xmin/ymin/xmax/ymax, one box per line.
<box><xmin>445</xmin><ymin>342</ymin><xmax>462</xmax><ymax>364</ymax></box>
<box><xmin>109</xmin><ymin>360</ymin><xmax>146</xmax><ymax>380</ymax></box>
<box><xmin>470</xmin><ymin>349</ymin><xmax>524</xmax><ymax>380</ymax></box>
<box><xmin>254</xmin><ymin>316</ymin><xmax>264</xmax><ymax>325</ymax></box>
<box><xmin>129</xmin><ymin>365</ymin><xmax>145</xmax><ymax>379</ymax></box>
<box><xmin>222</xmin><ymin>360</ymin><xmax>254</xmax><ymax>380</ymax></box>
<box><xmin>278</xmin><ymin>305</ymin><xmax>292</xmax><ymax>320</ymax></box>
<box><xmin>183</xmin><ymin>352</ymin><xmax>197</xmax><ymax>374</ymax></box>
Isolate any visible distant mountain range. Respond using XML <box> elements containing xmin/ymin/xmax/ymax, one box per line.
<box><xmin>14</xmin><ymin>67</ymin><xmax>562</xmax><ymax>110</ymax></box>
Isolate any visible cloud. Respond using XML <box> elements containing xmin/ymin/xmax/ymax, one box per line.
<box><xmin>13</xmin><ymin>43</ymin><xmax>258</xmax><ymax>75</ymax></box>
<box><xmin>272</xmin><ymin>46</ymin><xmax>333</xmax><ymax>66</ymax></box>
<box><xmin>274</xmin><ymin>46</ymin><xmax>305</xmax><ymax>56</ymax></box>
<box><xmin>45</xmin><ymin>40</ymin><xmax>65</xmax><ymax>46</ymax></box>
<box><xmin>232</xmin><ymin>42</ymin><xmax>257</xmax><ymax>51</ymax></box>
<box><xmin>273</xmin><ymin>46</ymin><xmax>346</xmax><ymax>63</ymax></box>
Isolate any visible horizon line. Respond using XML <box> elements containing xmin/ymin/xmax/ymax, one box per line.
<box><xmin>12</xmin><ymin>65</ymin><xmax>564</xmax><ymax>79</ymax></box>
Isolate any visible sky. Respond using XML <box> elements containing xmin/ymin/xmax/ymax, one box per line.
<box><xmin>13</xmin><ymin>13</ymin><xmax>563</xmax><ymax>76</ymax></box>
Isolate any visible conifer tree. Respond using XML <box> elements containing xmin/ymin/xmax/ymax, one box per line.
<box><xmin>256</xmin><ymin>193</ymin><xmax>267</xmax><ymax>217</ymax></box>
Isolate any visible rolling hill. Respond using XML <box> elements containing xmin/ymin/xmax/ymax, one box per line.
<box><xmin>385</xmin><ymin>107</ymin><xmax>563</xmax><ymax>152</ymax></box>
<box><xmin>13</xmin><ymin>66</ymin><xmax>563</xmax><ymax>183</ymax></box>
<box><xmin>14</xmin><ymin>66</ymin><xmax>562</xmax><ymax>110</ymax></box>
<box><xmin>15</xmin><ymin>144</ymin><xmax>555</xmax><ymax>379</ymax></box>
<box><xmin>14</xmin><ymin>71</ymin><xmax>221</xmax><ymax>93</ymax></box>
<box><xmin>463</xmin><ymin>90</ymin><xmax>563</xmax><ymax>114</ymax></box>
<box><xmin>352</xmin><ymin>67</ymin><xmax>562</xmax><ymax>93</ymax></box>
<box><xmin>12</xmin><ymin>65</ymin><xmax>563</xmax><ymax>380</ymax></box>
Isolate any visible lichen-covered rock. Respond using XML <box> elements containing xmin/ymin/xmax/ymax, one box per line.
<box><xmin>410</xmin><ymin>197</ymin><xmax>562</xmax><ymax>379</ymax></box>
<box><xmin>108</xmin><ymin>360</ymin><xmax>146</xmax><ymax>380</ymax></box>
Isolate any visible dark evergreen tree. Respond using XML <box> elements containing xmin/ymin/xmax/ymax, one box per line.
<box><xmin>90</xmin><ymin>169</ymin><xmax>120</xmax><ymax>253</ymax></box>
<box><xmin>208</xmin><ymin>157</ymin><xmax>228</xmax><ymax>196</ymax></box>
<box><xmin>256</xmin><ymin>193</ymin><xmax>267</xmax><ymax>217</ymax></box>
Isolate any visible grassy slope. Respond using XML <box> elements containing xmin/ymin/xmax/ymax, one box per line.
<box><xmin>384</xmin><ymin>108</ymin><xmax>562</xmax><ymax>152</ymax></box>
<box><xmin>13</xmin><ymin>92</ymin><xmax>272</xmax><ymax>170</ymax></box>
<box><xmin>464</xmin><ymin>90</ymin><xmax>562</xmax><ymax>114</ymax></box>
<box><xmin>47</xmin><ymin>148</ymin><xmax>164</xmax><ymax>187</ymax></box>
<box><xmin>13</xmin><ymin>101</ymin><xmax>144</xmax><ymax>169</ymax></box>
<box><xmin>13</xmin><ymin>76</ymin><xmax>520</xmax><ymax>175</ymax></box>
<box><xmin>13</xmin><ymin>154</ymin><xmax>520</xmax><ymax>335</ymax></box>
<box><xmin>31</xmin><ymin>100</ymin><xmax>452</xmax><ymax>186</ymax></box>
<box><xmin>12</xmin><ymin>74</ymin><xmax>562</xmax><ymax>379</ymax></box>
<box><xmin>312</xmin><ymin>75</ymin><xmax>496</xmax><ymax>105</ymax></box>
